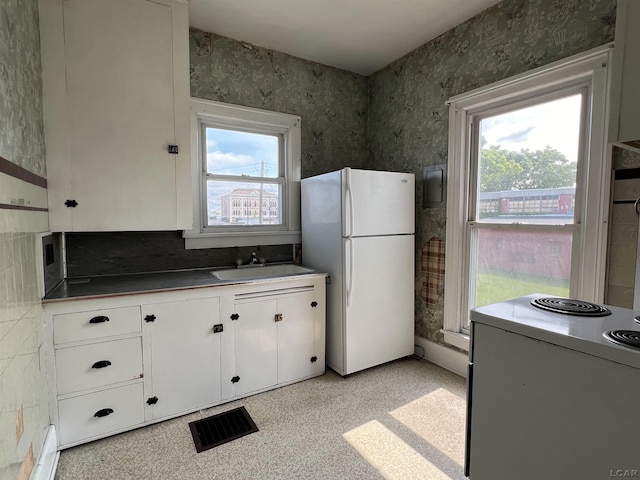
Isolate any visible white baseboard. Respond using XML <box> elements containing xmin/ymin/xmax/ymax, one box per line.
<box><xmin>414</xmin><ymin>336</ymin><xmax>469</xmax><ymax>378</ymax></box>
<box><xmin>31</xmin><ymin>425</ymin><xmax>59</xmax><ymax>480</ymax></box>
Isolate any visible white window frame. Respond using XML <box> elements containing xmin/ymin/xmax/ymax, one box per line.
<box><xmin>184</xmin><ymin>99</ymin><xmax>302</xmax><ymax>249</ymax></box>
<box><xmin>442</xmin><ymin>45</ymin><xmax>613</xmax><ymax>351</ymax></box>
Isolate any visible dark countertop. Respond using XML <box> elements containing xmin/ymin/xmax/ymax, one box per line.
<box><xmin>43</xmin><ymin>266</ymin><xmax>325</xmax><ymax>303</ymax></box>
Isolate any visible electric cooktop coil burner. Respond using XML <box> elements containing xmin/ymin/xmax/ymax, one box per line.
<box><xmin>531</xmin><ymin>297</ymin><xmax>612</xmax><ymax>316</ymax></box>
<box><xmin>604</xmin><ymin>330</ymin><xmax>640</xmax><ymax>350</ymax></box>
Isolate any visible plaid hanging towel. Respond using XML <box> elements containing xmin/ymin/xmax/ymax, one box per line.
<box><xmin>421</xmin><ymin>237</ymin><xmax>445</xmax><ymax>308</ymax></box>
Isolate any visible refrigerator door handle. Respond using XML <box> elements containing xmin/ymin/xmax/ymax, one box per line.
<box><xmin>345</xmin><ymin>168</ymin><xmax>354</xmax><ymax>237</ymax></box>
<box><xmin>347</xmin><ymin>237</ymin><xmax>354</xmax><ymax>306</ymax></box>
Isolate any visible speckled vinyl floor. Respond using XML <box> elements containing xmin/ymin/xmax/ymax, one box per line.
<box><xmin>55</xmin><ymin>358</ymin><xmax>467</xmax><ymax>480</ymax></box>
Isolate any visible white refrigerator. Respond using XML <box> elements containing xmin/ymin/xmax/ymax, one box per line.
<box><xmin>301</xmin><ymin>168</ymin><xmax>415</xmax><ymax>376</ymax></box>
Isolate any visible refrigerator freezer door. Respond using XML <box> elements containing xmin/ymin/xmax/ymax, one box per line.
<box><xmin>343</xmin><ymin>169</ymin><xmax>415</xmax><ymax>237</ymax></box>
<box><xmin>343</xmin><ymin>234</ymin><xmax>414</xmax><ymax>375</ymax></box>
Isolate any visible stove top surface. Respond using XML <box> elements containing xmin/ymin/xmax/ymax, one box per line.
<box><xmin>471</xmin><ymin>294</ymin><xmax>640</xmax><ymax>368</ymax></box>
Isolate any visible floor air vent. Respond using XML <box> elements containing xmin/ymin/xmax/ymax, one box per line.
<box><xmin>188</xmin><ymin>406</ymin><xmax>259</xmax><ymax>453</ymax></box>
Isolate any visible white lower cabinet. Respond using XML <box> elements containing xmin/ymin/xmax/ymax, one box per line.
<box><xmin>277</xmin><ymin>291</ymin><xmax>319</xmax><ymax>384</ymax></box>
<box><xmin>233</xmin><ymin>299</ymin><xmax>279</xmax><ymax>396</ymax></box>
<box><xmin>55</xmin><ymin>337</ymin><xmax>143</xmax><ymax>395</ymax></box>
<box><xmin>142</xmin><ymin>297</ymin><xmax>222</xmax><ymax>420</ymax></box>
<box><xmin>45</xmin><ymin>275</ymin><xmax>325</xmax><ymax>449</ymax></box>
<box><xmin>49</xmin><ymin>305</ymin><xmax>145</xmax><ymax>446</ymax></box>
<box><xmin>53</xmin><ymin>306</ymin><xmax>141</xmax><ymax>344</ymax></box>
<box><xmin>229</xmin><ymin>287</ymin><xmax>324</xmax><ymax>397</ymax></box>
<box><xmin>57</xmin><ymin>383</ymin><xmax>145</xmax><ymax>446</ymax></box>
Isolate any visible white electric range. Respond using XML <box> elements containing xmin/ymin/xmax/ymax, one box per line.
<box><xmin>465</xmin><ymin>294</ymin><xmax>640</xmax><ymax>480</ymax></box>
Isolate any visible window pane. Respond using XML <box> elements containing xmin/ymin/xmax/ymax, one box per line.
<box><xmin>205</xmin><ymin>127</ymin><xmax>279</xmax><ymax>178</ymax></box>
<box><xmin>206</xmin><ymin>181</ymin><xmax>281</xmax><ymax>226</ymax></box>
<box><xmin>477</xmin><ymin>94</ymin><xmax>581</xmax><ymax>225</ymax></box>
<box><xmin>472</xmin><ymin>228</ymin><xmax>571</xmax><ymax>313</ymax></box>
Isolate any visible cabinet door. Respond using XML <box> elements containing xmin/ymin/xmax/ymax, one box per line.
<box><xmin>277</xmin><ymin>292</ymin><xmax>317</xmax><ymax>384</ymax></box>
<box><xmin>233</xmin><ymin>300</ymin><xmax>278</xmax><ymax>396</ymax></box>
<box><xmin>610</xmin><ymin>0</ymin><xmax>640</xmax><ymax>150</ymax></box>
<box><xmin>143</xmin><ymin>298</ymin><xmax>221</xmax><ymax>419</ymax></box>
<box><xmin>47</xmin><ymin>0</ymin><xmax>190</xmax><ymax>231</ymax></box>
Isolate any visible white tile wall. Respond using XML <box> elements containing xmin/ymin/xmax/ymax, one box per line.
<box><xmin>1</xmin><ymin>0</ymin><xmax>52</xmax><ymax>476</ymax></box>
<box><xmin>607</xmin><ymin>179</ymin><xmax>640</xmax><ymax>308</ymax></box>
<box><xmin>0</xmin><ymin>232</ymin><xmax>49</xmax><ymax>480</ymax></box>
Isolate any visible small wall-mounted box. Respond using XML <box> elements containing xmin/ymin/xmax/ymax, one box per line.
<box><xmin>423</xmin><ymin>164</ymin><xmax>446</xmax><ymax>208</ymax></box>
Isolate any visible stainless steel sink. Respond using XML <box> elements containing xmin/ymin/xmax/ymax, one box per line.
<box><xmin>211</xmin><ymin>264</ymin><xmax>314</xmax><ymax>280</ymax></box>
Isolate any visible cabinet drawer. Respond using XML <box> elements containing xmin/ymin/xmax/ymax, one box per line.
<box><xmin>53</xmin><ymin>306</ymin><xmax>141</xmax><ymax>344</ymax></box>
<box><xmin>58</xmin><ymin>383</ymin><xmax>144</xmax><ymax>446</ymax></box>
<box><xmin>55</xmin><ymin>337</ymin><xmax>143</xmax><ymax>395</ymax></box>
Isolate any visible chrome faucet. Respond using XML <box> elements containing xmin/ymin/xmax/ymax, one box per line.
<box><xmin>237</xmin><ymin>251</ymin><xmax>264</xmax><ymax>268</ymax></box>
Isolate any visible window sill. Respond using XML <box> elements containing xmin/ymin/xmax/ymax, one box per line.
<box><xmin>183</xmin><ymin>230</ymin><xmax>301</xmax><ymax>249</ymax></box>
<box><xmin>441</xmin><ymin>330</ymin><xmax>470</xmax><ymax>352</ymax></box>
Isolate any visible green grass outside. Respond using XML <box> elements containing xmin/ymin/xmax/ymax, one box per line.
<box><xmin>476</xmin><ymin>272</ymin><xmax>569</xmax><ymax>307</ymax></box>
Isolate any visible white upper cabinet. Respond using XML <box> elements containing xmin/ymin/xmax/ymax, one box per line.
<box><xmin>609</xmin><ymin>0</ymin><xmax>640</xmax><ymax>153</ymax></box>
<box><xmin>40</xmin><ymin>0</ymin><xmax>192</xmax><ymax>231</ymax></box>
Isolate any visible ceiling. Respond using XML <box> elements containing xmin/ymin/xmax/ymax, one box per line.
<box><xmin>188</xmin><ymin>0</ymin><xmax>501</xmax><ymax>76</ymax></box>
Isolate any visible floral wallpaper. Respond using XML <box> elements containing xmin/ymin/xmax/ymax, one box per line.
<box><xmin>189</xmin><ymin>29</ymin><xmax>368</xmax><ymax>178</ymax></box>
<box><xmin>0</xmin><ymin>0</ymin><xmax>46</xmax><ymax>176</ymax></box>
<box><xmin>367</xmin><ymin>0</ymin><xmax>617</xmax><ymax>344</ymax></box>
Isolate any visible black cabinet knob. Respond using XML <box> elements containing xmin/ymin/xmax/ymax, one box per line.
<box><xmin>145</xmin><ymin>314</ymin><xmax>156</xmax><ymax>323</ymax></box>
<box><xmin>91</xmin><ymin>360</ymin><xmax>112</xmax><ymax>369</ymax></box>
<box><xmin>146</xmin><ymin>396</ymin><xmax>159</xmax><ymax>405</ymax></box>
<box><xmin>89</xmin><ymin>315</ymin><xmax>109</xmax><ymax>324</ymax></box>
<box><xmin>94</xmin><ymin>408</ymin><xmax>114</xmax><ymax>418</ymax></box>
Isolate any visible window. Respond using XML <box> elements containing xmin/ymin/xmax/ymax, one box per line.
<box><xmin>443</xmin><ymin>46</ymin><xmax>612</xmax><ymax>350</ymax></box>
<box><xmin>184</xmin><ymin>99</ymin><xmax>301</xmax><ymax>248</ymax></box>
<box><xmin>205</xmin><ymin>127</ymin><xmax>281</xmax><ymax>226</ymax></box>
